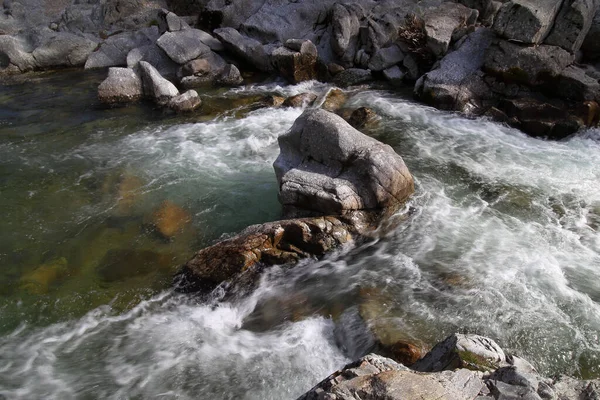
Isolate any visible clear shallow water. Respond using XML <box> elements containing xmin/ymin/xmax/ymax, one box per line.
<box><xmin>1</xmin><ymin>71</ymin><xmax>600</xmax><ymax>399</ymax></box>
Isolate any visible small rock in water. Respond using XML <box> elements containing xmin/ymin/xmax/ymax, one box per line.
<box><xmin>348</xmin><ymin>107</ymin><xmax>378</xmax><ymax>129</ymax></box>
<box><xmin>96</xmin><ymin>249</ymin><xmax>174</xmax><ymax>282</ymax></box>
<box><xmin>113</xmin><ymin>173</ymin><xmax>145</xmax><ymax>216</ymax></box>
<box><xmin>148</xmin><ymin>200</ymin><xmax>191</xmax><ymax>239</ymax></box>
<box><xmin>282</xmin><ymin>93</ymin><xmax>317</xmax><ymax>108</ymax></box>
<box><xmin>168</xmin><ymin>90</ymin><xmax>201</xmax><ymax>113</ymax></box>
<box><xmin>259</xmin><ymin>95</ymin><xmax>285</xmax><ymax>108</ymax></box>
<box><xmin>19</xmin><ymin>257</ymin><xmax>69</xmax><ymax>294</ymax></box>
<box><xmin>321</xmin><ymin>88</ymin><xmax>347</xmax><ymax>112</ymax></box>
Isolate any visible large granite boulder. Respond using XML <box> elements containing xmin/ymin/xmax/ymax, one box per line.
<box><xmin>274</xmin><ymin>109</ymin><xmax>414</xmax><ymax>217</ymax></box>
<box><xmin>483</xmin><ymin>40</ymin><xmax>574</xmax><ymax>85</ymax></box>
<box><xmin>85</xmin><ymin>27</ymin><xmax>160</xmax><ymax>69</ymax></box>
<box><xmin>423</xmin><ymin>2</ymin><xmax>479</xmax><ymax>58</ymax></box>
<box><xmin>415</xmin><ymin>28</ymin><xmax>495</xmax><ymax>113</ymax></box>
<box><xmin>213</xmin><ymin>27</ymin><xmax>273</xmax><ymax>72</ymax></box>
<box><xmin>330</xmin><ymin>2</ymin><xmax>364</xmax><ymax>67</ymax></box>
<box><xmin>126</xmin><ymin>43</ymin><xmax>180</xmax><ymax>79</ymax></box>
<box><xmin>0</xmin><ymin>35</ymin><xmax>35</xmax><ymax>73</ymax></box>
<box><xmin>545</xmin><ymin>0</ymin><xmax>600</xmax><ymax>53</ymax></box>
<box><xmin>299</xmin><ymin>353</ymin><xmax>485</xmax><ymax>400</ymax></box>
<box><xmin>156</xmin><ymin>29</ymin><xmax>214</xmax><ymax>65</ymax></box>
<box><xmin>367</xmin><ymin>44</ymin><xmax>405</xmax><ymax>72</ymax></box>
<box><xmin>179</xmin><ymin>51</ymin><xmax>229</xmax><ymax>87</ymax></box>
<box><xmin>31</xmin><ymin>32</ymin><xmax>98</xmax><ymax>69</ymax></box>
<box><xmin>98</xmin><ymin>67</ymin><xmax>143</xmax><ymax>104</ymax></box>
<box><xmin>582</xmin><ymin>7</ymin><xmax>600</xmax><ymax>60</ymax></box>
<box><xmin>493</xmin><ymin>0</ymin><xmax>564</xmax><ymax>44</ymax></box>
<box><xmin>299</xmin><ymin>335</ymin><xmax>600</xmax><ymax>400</ymax></box>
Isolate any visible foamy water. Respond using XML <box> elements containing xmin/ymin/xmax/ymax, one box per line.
<box><xmin>1</xmin><ymin>79</ymin><xmax>600</xmax><ymax>398</ymax></box>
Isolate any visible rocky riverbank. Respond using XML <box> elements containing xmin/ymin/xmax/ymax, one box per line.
<box><xmin>300</xmin><ymin>333</ymin><xmax>600</xmax><ymax>399</ymax></box>
<box><xmin>3</xmin><ymin>0</ymin><xmax>600</xmax><ymax>137</ymax></box>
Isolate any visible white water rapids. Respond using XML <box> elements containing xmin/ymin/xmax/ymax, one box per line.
<box><xmin>1</xmin><ymin>81</ymin><xmax>600</xmax><ymax>399</ymax></box>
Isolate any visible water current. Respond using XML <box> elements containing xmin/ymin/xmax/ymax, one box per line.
<box><xmin>0</xmin><ymin>70</ymin><xmax>599</xmax><ymax>399</ymax></box>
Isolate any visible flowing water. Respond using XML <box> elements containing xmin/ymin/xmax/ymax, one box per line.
<box><xmin>0</xmin><ymin>70</ymin><xmax>599</xmax><ymax>399</ymax></box>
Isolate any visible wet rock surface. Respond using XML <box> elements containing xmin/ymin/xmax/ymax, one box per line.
<box><xmin>274</xmin><ymin>109</ymin><xmax>414</xmax><ymax>217</ymax></box>
<box><xmin>175</xmin><ymin>216</ymin><xmax>355</xmax><ymax>293</ymax></box>
<box><xmin>299</xmin><ymin>335</ymin><xmax>600</xmax><ymax>400</ymax></box>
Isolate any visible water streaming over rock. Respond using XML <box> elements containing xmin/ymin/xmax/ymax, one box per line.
<box><xmin>1</xmin><ymin>72</ymin><xmax>599</xmax><ymax>398</ymax></box>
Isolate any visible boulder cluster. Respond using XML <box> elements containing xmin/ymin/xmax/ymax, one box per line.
<box><xmin>300</xmin><ymin>333</ymin><xmax>600</xmax><ymax>400</ymax></box>
<box><xmin>176</xmin><ymin>108</ymin><xmax>414</xmax><ymax>294</ymax></box>
<box><xmin>2</xmin><ymin>0</ymin><xmax>600</xmax><ymax>135</ymax></box>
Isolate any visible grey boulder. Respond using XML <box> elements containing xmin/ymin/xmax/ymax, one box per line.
<box><xmin>367</xmin><ymin>44</ymin><xmax>404</xmax><ymax>72</ymax></box>
<box><xmin>413</xmin><ymin>333</ymin><xmax>507</xmax><ymax>373</ymax></box>
<box><xmin>332</xmin><ymin>68</ymin><xmax>373</xmax><ymax>87</ymax></box>
<box><xmin>213</xmin><ymin>27</ymin><xmax>273</xmax><ymax>72</ymax></box>
<box><xmin>493</xmin><ymin>0</ymin><xmax>564</xmax><ymax>44</ymax></box>
<box><xmin>216</xmin><ymin>64</ymin><xmax>244</xmax><ymax>86</ymax></box>
<box><xmin>85</xmin><ymin>26</ymin><xmax>160</xmax><ymax>69</ymax></box>
<box><xmin>545</xmin><ymin>0</ymin><xmax>600</xmax><ymax>53</ymax></box>
<box><xmin>423</xmin><ymin>2</ymin><xmax>479</xmax><ymax>57</ymax></box>
<box><xmin>415</xmin><ymin>28</ymin><xmax>495</xmax><ymax>112</ymax></box>
<box><xmin>138</xmin><ymin>61</ymin><xmax>179</xmax><ymax>105</ymax></box>
<box><xmin>31</xmin><ymin>32</ymin><xmax>98</xmax><ymax>69</ymax></box>
<box><xmin>274</xmin><ymin>109</ymin><xmax>414</xmax><ymax>217</ymax></box>
<box><xmin>299</xmin><ymin>353</ymin><xmax>485</xmax><ymax>400</ymax></box>
<box><xmin>98</xmin><ymin>67</ymin><xmax>143</xmax><ymax>104</ymax></box>
<box><xmin>483</xmin><ymin>40</ymin><xmax>574</xmax><ymax>85</ymax></box>
<box><xmin>126</xmin><ymin>43</ymin><xmax>180</xmax><ymax>80</ymax></box>
<box><xmin>156</xmin><ymin>29</ymin><xmax>217</xmax><ymax>65</ymax></box>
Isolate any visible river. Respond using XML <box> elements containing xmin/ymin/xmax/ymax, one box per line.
<box><xmin>0</xmin><ymin>70</ymin><xmax>599</xmax><ymax>399</ymax></box>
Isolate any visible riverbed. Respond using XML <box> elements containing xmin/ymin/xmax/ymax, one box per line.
<box><xmin>1</xmin><ymin>70</ymin><xmax>599</xmax><ymax>399</ymax></box>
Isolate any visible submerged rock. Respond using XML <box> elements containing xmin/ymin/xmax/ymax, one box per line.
<box><xmin>274</xmin><ymin>109</ymin><xmax>414</xmax><ymax>217</ymax></box>
<box><xmin>321</xmin><ymin>88</ymin><xmax>347</xmax><ymax>112</ymax></box>
<box><xmin>347</xmin><ymin>107</ymin><xmax>378</xmax><ymax>130</ymax></box>
<box><xmin>148</xmin><ymin>200</ymin><xmax>191</xmax><ymax>238</ymax></box>
<box><xmin>282</xmin><ymin>93</ymin><xmax>318</xmax><ymax>108</ymax></box>
<box><xmin>19</xmin><ymin>257</ymin><xmax>69</xmax><ymax>294</ymax></box>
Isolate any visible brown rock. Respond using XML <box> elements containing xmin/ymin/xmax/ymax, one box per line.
<box><xmin>114</xmin><ymin>173</ymin><xmax>145</xmax><ymax>215</ymax></box>
<box><xmin>176</xmin><ymin>216</ymin><xmax>354</xmax><ymax>293</ymax></box>
<box><xmin>20</xmin><ymin>257</ymin><xmax>69</xmax><ymax>294</ymax></box>
<box><xmin>96</xmin><ymin>249</ymin><xmax>175</xmax><ymax>282</ymax></box>
<box><xmin>282</xmin><ymin>93</ymin><xmax>318</xmax><ymax>108</ymax></box>
<box><xmin>328</xmin><ymin>63</ymin><xmax>345</xmax><ymax>75</ymax></box>
<box><xmin>150</xmin><ymin>200</ymin><xmax>191</xmax><ymax>238</ymax></box>
<box><xmin>321</xmin><ymin>88</ymin><xmax>347</xmax><ymax>112</ymax></box>
<box><xmin>260</xmin><ymin>95</ymin><xmax>285</xmax><ymax>108</ymax></box>
<box><xmin>272</xmin><ymin>40</ymin><xmax>319</xmax><ymax>83</ymax></box>
<box><xmin>348</xmin><ymin>107</ymin><xmax>378</xmax><ymax>129</ymax></box>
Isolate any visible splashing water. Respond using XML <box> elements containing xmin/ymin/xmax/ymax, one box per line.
<box><xmin>1</xmin><ymin>73</ymin><xmax>600</xmax><ymax>399</ymax></box>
